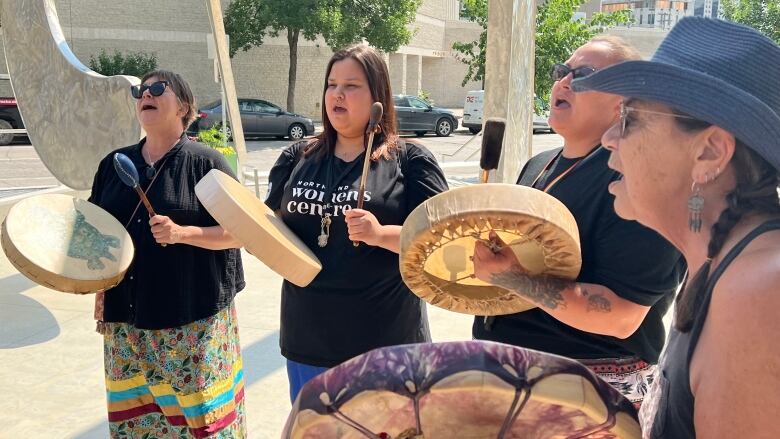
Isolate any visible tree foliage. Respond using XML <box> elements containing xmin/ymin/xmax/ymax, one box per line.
<box><xmin>721</xmin><ymin>0</ymin><xmax>780</xmax><ymax>44</ymax></box>
<box><xmin>452</xmin><ymin>0</ymin><xmax>630</xmax><ymax>101</ymax></box>
<box><xmin>88</xmin><ymin>50</ymin><xmax>158</xmax><ymax>78</ymax></box>
<box><xmin>224</xmin><ymin>0</ymin><xmax>422</xmax><ymax>112</ymax></box>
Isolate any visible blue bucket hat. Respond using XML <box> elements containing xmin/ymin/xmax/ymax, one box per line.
<box><xmin>572</xmin><ymin>17</ymin><xmax>780</xmax><ymax>171</ymax></box>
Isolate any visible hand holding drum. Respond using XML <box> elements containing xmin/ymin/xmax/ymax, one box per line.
<box><xmin>398</xmin><ymin>118</ymin><xmax>582</xmax><ymax>316</ymax></box>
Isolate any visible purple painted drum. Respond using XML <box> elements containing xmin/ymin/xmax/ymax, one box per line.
<box><xmin>284</xmin><ymin>340</ymin><xmax>640</xmax><ymax>439</ymax></box>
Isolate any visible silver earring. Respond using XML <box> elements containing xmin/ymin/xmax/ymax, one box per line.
<box><xmin>688</xmin><ymin>181</ymin><xmax>704</xmax><ymax>233</ymax></box>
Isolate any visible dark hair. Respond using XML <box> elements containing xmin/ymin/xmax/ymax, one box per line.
<box><xmin>305</xmin><ymin>45</ymin><xmax>399</xmax><ymax>161</ymax></box>
<box><xmin>141</xmin><ymin>69</ymin><xmax>197</xmax><ymax>129</ymax></box>
<box><xmin>674</xmin><ymin>117</ymin><xmax>780</xmax><ymax>332</ymax></box>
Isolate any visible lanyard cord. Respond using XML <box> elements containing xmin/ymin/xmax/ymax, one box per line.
<box><xmin>530</xmin><ymin>145</ymin><xmax>601</xmax><ymax>193</ymax></box>
<box><xmin>321</xmin><ymin>153</ymin><xmax>363</xmax><ymax>215</ymax></box>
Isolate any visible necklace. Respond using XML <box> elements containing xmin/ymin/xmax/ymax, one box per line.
<box><xmin>141</xmin><ymin>136</ymin><xmax>182</xmax><ymax>179</ymax></box>
<box><xmin>141</xmin><ymin>147</ymin><xmax>159</xmax><ymax>179</ymax></box>
<box><xmin>317</xmin><ymin>153</ymin><xmax>363</xmax><ymax>247</ymax></box>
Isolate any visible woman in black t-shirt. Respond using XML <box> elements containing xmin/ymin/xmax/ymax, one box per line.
<box><xmin>89</xmin><ymin>70</ymin><xmax>246</xmax><ymax>438</ymax></box>
<box><xmin>265</xmin><ymin>45</ymin><xmax>448</xmax><ymax>402</ymax></box>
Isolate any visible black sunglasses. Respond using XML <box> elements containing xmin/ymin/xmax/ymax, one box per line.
<box><xmin>130</xmin><ymin>81</ymin><xmax>169</xmax><ymax>99</ymax></box>
<box><xmin>551</xmin><ymin>64</ymin><xmax>597</xmax><ymax>81</ymax></box>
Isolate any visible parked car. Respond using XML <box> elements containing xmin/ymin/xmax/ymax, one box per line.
<box><xmin>190</xmin><ymin>99</ymin><xmax>315</xmax><ymax>140</ymax></box>
<box><xmin>393</xmin><ymin>95</ymin><xmax>459</xmax><ymax>137</ymax></box>
<box><xmin>0</xmin><ymin>97</ymin><xmax>26</xmax><ymax>145</ymax></box>
<box><xmin>533</xmin><ymin>96</ymin><xmax>553</xmax><ymax>134</ymax></box>
<box><xmin>462</xmin><ymin>90</ymin><xmax>553</xmax><ymax>134</ymax></box>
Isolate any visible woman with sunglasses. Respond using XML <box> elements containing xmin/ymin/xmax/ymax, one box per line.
<box><xmin>265</xmin><ymin>45</ymin><xmax>448</xmax><ymax>402</ymax></box>
<box><xmin>472</xmin><ymin>36</ymin><xmax>685</xmax><ymax>408</ymax></box>
<box><xmin>89</xmin><ymin>70</ymin><xmax>247</xmax><ymax>438</ymax></box>
<box><xmin>573</xmin><ymin>18</ymin><xmax>780</xmax><ymax>438</ymax></box>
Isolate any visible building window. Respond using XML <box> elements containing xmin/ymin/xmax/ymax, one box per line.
<box><xmin>648</xmin><ymin>13</ymin><xmax>655</xmax><ymax>24</ymax></box>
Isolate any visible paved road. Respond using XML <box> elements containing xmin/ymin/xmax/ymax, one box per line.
<box><xmin>0</xmin><ymin>130</ymin><xmax>564</xmax><ymax>195</ymax></box>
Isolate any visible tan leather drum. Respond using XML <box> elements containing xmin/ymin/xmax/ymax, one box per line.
<box><xmin>400</xmin><ymin>184</ymin><xmax>581</xmax><ymax>316</ymax></box>
<box><xmin>1</xmin><ymin>194</ymin><xmax>134</xmax><ymax>294</ymax></box>
<box><xmin>195</xmin><ymin>169</ymin><xmax>321</xmax><ymax>287</ymax></box>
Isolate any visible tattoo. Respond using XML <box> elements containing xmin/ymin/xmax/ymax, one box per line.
<box><xmin>490</xmin><ymin>265</ymin><xmax>573</xmax><ymax>310</ymax></box>
<box><xmin>583</xmin><ymin>290</ymin><xmax>612</xmax><ymax>313</ymax></box>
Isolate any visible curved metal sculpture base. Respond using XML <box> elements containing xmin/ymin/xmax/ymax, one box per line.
<box><xmin>2</xmin><ymin>0</ymin><xmax>142</xmax><ymax>190</ymax></box>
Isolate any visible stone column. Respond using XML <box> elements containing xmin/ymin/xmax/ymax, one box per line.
<box><xmin>389</xmin><ymin>53</ymin><xmax>408</xmax><ymax>95</ymax></box>
<box><xmin>406</xmin><ymin>54</ymin><xmax>423</xmax><ymax>97</ymax></box>
<box><xmin>483</xmin><ymin>0</ymin><xmax>537</xmax><ymax>183</ymax></box>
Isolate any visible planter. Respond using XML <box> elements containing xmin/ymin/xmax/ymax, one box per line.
<box><xmin>223</xmin><ymin>153</ymin><xmax>238</xmax><ymax>176</ymax></box>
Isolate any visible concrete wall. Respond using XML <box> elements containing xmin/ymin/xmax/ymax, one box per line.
<box><xmin>432</xmin><ymin>19</ymin><xmax>483</xmax><ymax>107</ymax></box>
<box><xmin>579</xmin><ymin>0</ymin><xmax>604</xmax><ymax>17</ymax></box>
<box><xmin>602</xmin><ymin>26</ymin><xmax>668</xmax><ymax>58</ymax></box>
<box><xmin>408</xmin><ymin>17</ymin><xmax>446</xmax><ymax>50</ymax></box>
<box><xmin>230</xmin><ymin>37</ymin><xmax>333</xmax><ymax>118</ymax></box>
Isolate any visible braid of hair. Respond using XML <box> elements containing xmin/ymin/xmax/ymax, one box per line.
<box><xmin>674</xmin><ymin>144</ymin><xmax>780</xmax><ymax>332</ymax></box>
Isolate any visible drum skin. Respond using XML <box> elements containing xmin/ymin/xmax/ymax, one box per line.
<box><xmin>1</xmin><ymin>194</ymin><xmax>134</xmax><ymax>294</ymax></box>
<box><xmin>195</xmin><ymin>169</ymin><xmax>322</xmax><ymax>287</ymax></box>
<box><xmin>400</xmin><ymin>184</ymin><xmax>581</xmax><ymax>316</ymax></box>
<box><xmin>284</xmin><ymin>341</ymin><xmax>640</xmax><ymax>439</ymax></box>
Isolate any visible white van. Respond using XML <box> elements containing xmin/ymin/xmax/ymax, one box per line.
<box><xmin>462</xmin><ymin>90</ymin><xmax>484</xmax><ymax>134</ymax></box>
<box><xmin>462</xmin><ymin>90</ymin><xmax>553</xmax><ymax>134</ymax></box>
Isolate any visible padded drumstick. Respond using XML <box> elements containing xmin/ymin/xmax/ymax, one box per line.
<box><xmin>113</xmin><ymin>153</ymin><xmax>166</xmax><ymax>247</ymax></box>
<box><xmin>357</xmin><ymin>102</ymin><xmax>384</xmax><ymax>209</ymax></box>
<box><xmin>354</xmin><ymin>102</ymin><xmax>384</xmax><ymax>247</ymax></box>
<box><xmin>479</xmin><ymin>117</ymin><xmax>506</xmax><ymax>183</ymax></box>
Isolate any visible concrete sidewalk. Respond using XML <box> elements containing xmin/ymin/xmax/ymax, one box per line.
<box><xmin>0</xmin><ymin>205</ymin><xmax>473</xmax><ymax>439</ymax></box>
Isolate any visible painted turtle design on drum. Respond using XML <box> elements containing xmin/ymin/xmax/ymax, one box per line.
<box><xmin>68</xmin><ymin>210</ymin><xmax>120</xmax><ymax>270</ymax></box>
<box><xmin>284</xmin><ymin>341</ymin><xmax>640</xmax><ymax>439</ymax></box>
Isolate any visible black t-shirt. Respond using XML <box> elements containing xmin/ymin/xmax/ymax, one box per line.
<box><xmin>89</xmin><ymin>135</ymin><xmax>245</xmax><ymax>329</ymax></box>
<box><xmin>473</xmin><ymin>146</ymin><xmax>685</xmax><ymax>363</ymax></box>
<box><xmin>265</xmin><ymin>140</ymin><xmax>449</xmax><ymax>367</ymax></box>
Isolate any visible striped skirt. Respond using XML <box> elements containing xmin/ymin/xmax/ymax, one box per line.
<box><xmin>102</xmin><ymin>303</ymin><xmax>245</xmax><ymax>438</ymax></box>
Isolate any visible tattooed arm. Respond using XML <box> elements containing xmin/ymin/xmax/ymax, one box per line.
<box><xmin>473</xmin><ymin>234</ymin><xmax>650</xmax><ymax>339</ymax></box>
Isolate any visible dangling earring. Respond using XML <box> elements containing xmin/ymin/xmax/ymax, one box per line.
<box><xmin>688</xmin><ymin>180</ymin><xmax>704</xmax><ymax>233</ymax></box>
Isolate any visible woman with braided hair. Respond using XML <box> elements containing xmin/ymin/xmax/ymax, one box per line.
<box><xmin>572</xmin><ymin>18</ymin><xmax>780</xmax><ymax>438</ymax></box>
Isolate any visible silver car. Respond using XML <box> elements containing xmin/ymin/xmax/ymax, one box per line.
<box><xmin>192</xmin><ymin>98</ymin><xmax>315</xmax><ymax>140</ymax></box>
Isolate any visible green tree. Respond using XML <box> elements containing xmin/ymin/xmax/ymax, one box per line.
<box><xmin>452</xmin><ymin>0</ymin><xmax>629</xmax><ymax>102</ymax></box>
<box><xmin>224</xmin><ymin>0</ymin><xmax>422</xmax><ymax>113</ymax></box>
<box><xmin>88</xmin><ymin>50</ymin><xmax>158</xmax><ymax>78</ymax></box>
<box><xmin>721</xmin><ymin>0</ymin><xmax>780</xmax><ymax>44</ymax></box>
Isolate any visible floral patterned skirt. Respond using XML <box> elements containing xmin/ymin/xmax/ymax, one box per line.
<box><xmin>580</xmin><ymin>356</ymin><xmax>655</xmax><ymax>410</ymax></box>
<box><xmin>102</xmin><ymin>303</ymin><xmax>245</xmax><ymax>438</ymax></box>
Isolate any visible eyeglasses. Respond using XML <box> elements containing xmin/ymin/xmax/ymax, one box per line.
<box><xmin>551</xmin><ymin>64</ymin><xmax>597</xmax><ymax>82</ymax></box>
<box><xmin>130</xmin><ymin>81</ymin><xmax>169</xmax><ymax>99</ymax></box>
<box><xmin>619</xmin><ymin>101</ymin><xmax>697</xmax><ymax>138</ymax></box>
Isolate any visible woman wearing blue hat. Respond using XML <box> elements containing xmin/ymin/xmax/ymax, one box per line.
<box><xmin>573</xmin><ymin>17</ymin><xmax>780</xmax><ymax>438</ymax></box>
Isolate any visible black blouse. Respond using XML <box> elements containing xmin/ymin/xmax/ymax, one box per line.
<box><xmin>89</xmin><ymin>134</ymin><xmax>245</xmax><ymax>329</ymax></box>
